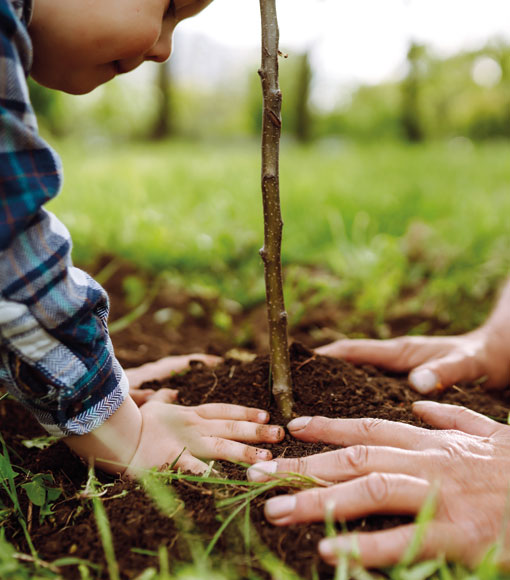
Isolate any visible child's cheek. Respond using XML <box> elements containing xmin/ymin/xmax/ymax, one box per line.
<box><xmin>118</xmin><ymin>24</ymin><xmax>162</xmax><ymax>60</ymax></box>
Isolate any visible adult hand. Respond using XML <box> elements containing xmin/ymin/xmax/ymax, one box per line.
<box><xmin>247</xmin><ymin>402</ymin><xmax>510</xmax><ymax>568</ymax></box>
<box><xmin>125</xmin><ymin>353</ymin><xmax>221</xmax><ymax>405</ymax></box>
<box><xmin>316</xmin><ymin>327</ymin><xmax>510</xmax><ymax>394</ymax></box>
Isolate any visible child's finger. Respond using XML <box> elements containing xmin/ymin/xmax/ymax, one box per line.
<box><xmin>196</xmin><ymin>403</ymin><xmax>270</xmax><ymax>424</ymax></box>
<box><xmin>147</xmin><ymin>388</ymin><xmax>179</xmax><ymax>404</ymax></box>
<box><xmin>200</xmin><ymin>438</ymin><xmax>272</xmax><ymax>464</ymax></box>
<box><xmin>129</xmin><ymin>390</ymin><xmax>156</xmax><ymax>406</ymax></box>
<box><xmin>201</xmin><ymin>420</ymin><xmax>284</xmax><ymax>443</ymax></box>
<box><xmin>175</xmin><ymin>452</ymin><xmax>210</xmax><ymax>475</ymax></box>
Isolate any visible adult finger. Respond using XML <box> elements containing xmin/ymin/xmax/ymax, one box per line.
<box><xmin>409</xmin><ymin>350</ymin><xmax>486</xmax><ymax>395</ymax></box>
<box><xmin>316</xmin><ymin>338</ymin><xmax>416</xmax><ymax>370</ymax></box>
<box><xmin>318</xmin><ymin>523</ymin><xmax>460</xmax><ymax>568</ymax></box>
<box><xmin>316</xmin><ymin>337</ymin><xmax>453</xmax><ymax>373</ymax></box>
<box><xmin>287</xmin><ymin>416</ymin><xmax>433</xmax><ymax>450</ymax></box>
<box><xmin>412</xmin><ymin>401</ymin><xmax>501</xmax><ymax>438</ymax></box>
<box><xmin>264</xmin><ymin>473</ymin><xmax>429</xmax><ymax>526</ymax></box>
<box><xmin>196</xmin><ymin>403</ymin><xmax>270</xmax><ymax>424</ymax></box>
<box><xmin>247</xmin><ymin>446</ymin><xmax>421</xmax><ymax>483</ymax></box>
<box><xmin>203</xmin><ymin>420</ymin><xmax>284</xmax><ymax>443</ymax></box>
<box><xmin>200</xmin><ymin>437</ymin><xmax>272</xmax><ymax>464</ymax></box>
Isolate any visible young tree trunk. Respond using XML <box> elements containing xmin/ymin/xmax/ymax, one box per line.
<box><xmin>259</xmin><ymin>0</ymin><xmax>294</xmax><ymax>419</ymax></box>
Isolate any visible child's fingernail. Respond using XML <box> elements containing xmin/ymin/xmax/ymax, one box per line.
<box><xmin>287</xmin><ymin>416</ymin><xmax>312</xmax><ymax>431</ymax></box>
<box><xmin>258</xmin><ymin>411</ymin><xmax>269</xmax><ymax>423</ymax></box>
<box><xmin>247</xmin><ymin>460</ymin><xmax>277</xmax><ymax>482</ymax></box>
<box><xmin>409</xmin><ymin>369</ymin><xmax>440</xmax><ymax>394</ymax></box>
<box><xmin>319</xmin><ymin>537</ymin><xmax>351</xmax><ymax>559</ymax></box>
<box><xmin>255</xmin><ymin>449</ymin><xmax>272</xmax><ymax>462</ymax></box>
<box><xmin>270</xmin><ymin>427</ymin><xmax>285</xmax><ymax>440</ymax></box>
<box><xmin>265</xmin><ymin>495</ymin><xmax>296</xmax><ymax>520</ymax></box>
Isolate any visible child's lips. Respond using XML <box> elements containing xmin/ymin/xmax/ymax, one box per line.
<box><xmin>113</xmin><ymin>60</ymin><xmax>144</xmax><ymax>75</ymax></box>
<box><xmin>113</xmin><ymin>60</ymin><xmax>125</xmax><ymax>75</ymax></box>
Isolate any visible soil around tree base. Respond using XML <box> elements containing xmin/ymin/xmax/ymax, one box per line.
<box><xmin>3</xmin><ymin>342</ymin><xmax>510</xmax><ymax>579</ymax></box>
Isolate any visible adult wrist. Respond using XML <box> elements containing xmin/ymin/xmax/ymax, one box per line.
<box><xmin>64</xmin><ymin>396</ymin><xmax>143</xmax><ymax>475</ymax></box>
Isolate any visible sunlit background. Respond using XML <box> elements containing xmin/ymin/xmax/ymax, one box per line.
<box><xmin>36</xmin><ymin>0</ymin><xmax>510</xmax><ymax>335</ymax></box>
<box><xmin>32</xmin><ymin>0</ymin><xmax>510</xmax><ymax>142</ymax></box>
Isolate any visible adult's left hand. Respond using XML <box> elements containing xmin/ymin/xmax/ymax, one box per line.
<box><xmin>247</xmin><ymin>401</ymin><xmax>510</xmax><ymax>569</ymax></box>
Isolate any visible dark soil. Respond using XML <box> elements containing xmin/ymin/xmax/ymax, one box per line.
<box><xmin>2</xmin><ymin>260</ymin><xmax>509</xmax><ymax>579</ymax></box>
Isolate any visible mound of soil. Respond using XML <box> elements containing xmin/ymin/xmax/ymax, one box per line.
<box><xmin>2</xmin><ymin>259</ymin><xmax>507</xmax><ymax>579</ymax></box>
<box><xmin>3</xmin><ymin>342</ymin><xmax>510</xmax><ymax>579</ymax></box>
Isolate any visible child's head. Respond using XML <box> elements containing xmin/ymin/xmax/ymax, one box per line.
<box><xmin>29</xmin><ymin>0</ymin><xmax>212</xmax><ymax>95</ymax></box>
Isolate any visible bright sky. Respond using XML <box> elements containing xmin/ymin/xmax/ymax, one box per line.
<box><xmin>177</xmin><ymin>0</ymin><xmax>510</xmax><ymax>105</ymax></box>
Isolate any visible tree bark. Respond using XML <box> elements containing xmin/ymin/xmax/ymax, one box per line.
<box><xmin>259</xmin><ymin>0</ymin><xmax>294</xmax><ymax>419</ymax></box>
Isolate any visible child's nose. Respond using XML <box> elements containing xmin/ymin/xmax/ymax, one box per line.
<box><xmin>146</xmin><ymin>35</ymin><xmax>173</xmax><ymax>63</ymax></box>
<box><xmin>146</xmin><ymin>20</ymin><xmax>174</xmax><ymax>63</ymax></box>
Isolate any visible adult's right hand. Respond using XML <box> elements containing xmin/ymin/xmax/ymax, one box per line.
<box><xmin>316</xmin><ymin>327</ymin><xmax>510</xmax><ymax>394</ymax></box>
<box><xmin>247</xmin><ymin>402</ymin><xmax>510</xmax><ymax>569</ymax></box>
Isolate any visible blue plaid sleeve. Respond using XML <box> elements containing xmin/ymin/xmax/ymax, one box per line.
<box><xmin>0</xmin><ymin>0</ymin><xmax>128</xmax><ymax>437</ymax></box>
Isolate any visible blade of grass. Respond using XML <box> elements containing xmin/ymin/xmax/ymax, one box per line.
<box><xmin>88</xmin><ymin>467</ymin><xmax>120</xmax><ymax>580</ymax></box>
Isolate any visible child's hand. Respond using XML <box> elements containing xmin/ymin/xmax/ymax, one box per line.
<box><xmin>316</xmin><ymin>326</ymin><xmax>510</xmax><ymax>394</ymax></box>
<box><xmin>126</xmin><ymin>391</ymin><xmax>284</xmax><ymax>477</ymax></box>
<box><xmin>65</xmin><ymin>394</ymin><xmax>284</xmax><ymax>478</ymax></box>
<box><xmin>126</xmin><ymin>353</ymin><xmax>221</xmax><ymax>405</ymax></box>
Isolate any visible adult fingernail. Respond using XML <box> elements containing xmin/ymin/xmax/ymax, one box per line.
<box><xmin>409</xmin><ymin>369</ymin><xmax>440</xmax><ymax>394</ymax></box>
<box><xmin>287</xmin><ymin>416</ymin><xmax>312</xmax><ymax>431</ymax></box>
<box><xmin>319</xmin><ymin>537</ymin><xmax>352</xmax><ymax>559</ymax></box>
<box><xmin>265</xmin><ymin>495</ymin><xmax>296</xmax><ymax>520</ymax></box>
<box><xmin>247</xmin><ymin>460</ymin><xmax>277</xmax><ymax>482</ymax></box>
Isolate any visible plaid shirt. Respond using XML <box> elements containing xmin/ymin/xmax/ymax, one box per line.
<box><xmin>0</xmin><ymin>0</ymin><xmax>128</xmax><ymax>437</ymax></box>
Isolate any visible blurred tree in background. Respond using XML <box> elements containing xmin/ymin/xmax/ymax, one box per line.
<box><xmin>30</xmin><ymin>39</ymin><xmax>510</xmax><ymax>144</ymax></box>
<box><xmin>401</xmin><ymin>43</ymin><xmax>426</xmax><ymax>142</ymax></box>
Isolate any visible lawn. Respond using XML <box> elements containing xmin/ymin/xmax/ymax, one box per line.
<box><xmin>51</xmin><ymin>138</ymin><xmax>510</xmax><ymax>329</ymax></box>
<box><xmin>4</xmin><ymin>138</ymin><xmax>510</xmax><ymax>580</ymax></box>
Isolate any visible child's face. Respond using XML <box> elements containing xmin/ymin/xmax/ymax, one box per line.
<box><xmin>29</xmin><ymin>0</ymin><xmax>212</xmax><ymax>94</ymax></box>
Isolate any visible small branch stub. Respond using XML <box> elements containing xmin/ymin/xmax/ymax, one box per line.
<box><xmin>259</xmin><ymin>0</ymin><xmax>294</xmax><ymax>419</ymax></box>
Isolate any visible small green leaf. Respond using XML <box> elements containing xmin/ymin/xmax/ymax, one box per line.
<box><xmin>21</xmin><ymin>480</ymin><xmax>46</xmax><ymax>507</ymax></box>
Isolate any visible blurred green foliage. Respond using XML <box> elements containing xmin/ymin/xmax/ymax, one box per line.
<box><xmin>29</xmin><ymin>40</ymin><xmax>510</xmax><ymax>143</ymax></box>
<box><xmin>48</xmin><ymin>139</ymin><xmax>510</xmax><ymax>331</ymax></box>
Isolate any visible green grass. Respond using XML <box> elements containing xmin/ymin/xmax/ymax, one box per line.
<box><xmin>48</xmin><ymin>138</ymin><xmax>510</xmax><ymax>329</ymax></box>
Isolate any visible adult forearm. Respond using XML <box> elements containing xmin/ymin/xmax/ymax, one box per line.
<box><xmin>483</xmin><ymin>278</ymin><xmax>510</xmax><ymax>330</ymax></box>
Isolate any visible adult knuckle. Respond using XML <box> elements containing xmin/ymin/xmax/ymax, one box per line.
<box><xmin>342</xmin><ymin>445</ymin><xmax>369</xmax><ymax>474</ymax></box>
<box><xmin>438</xmin><ymin>439</ymin><xmax>461</xmax><ymax>462</ymax></box>
<box><xmin>364</xmin><ymin>472</ymin><xmax>391</xmax><ymax>504</ymax></box>
<box><xmin>462</xmin><ymin>510</ymin><xmax>498</xmax><ymax>547</ymax></box>
<box><xmin>359</xmin><ymin>418</ymin><xmax>385</xmax><ymax>438</ymax></box>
